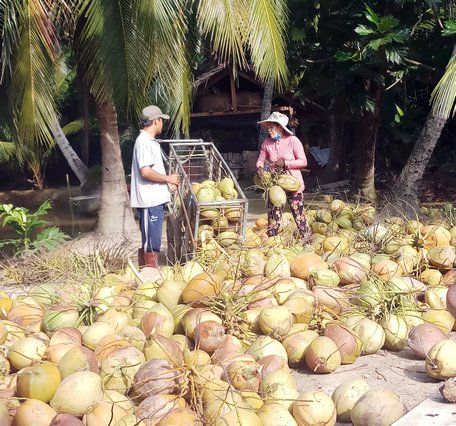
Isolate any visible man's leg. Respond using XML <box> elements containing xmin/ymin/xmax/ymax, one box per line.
<box><xmin>146</xmin><ymin>204</ymin><xmax>165</xmax><ymax>252</ymax></box>
<box><xmin>138</xmin><ymin>205</ymin><xmax>164</xmax><ymax>267</ymax></box>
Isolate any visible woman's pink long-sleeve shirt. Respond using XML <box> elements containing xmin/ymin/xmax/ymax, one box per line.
<box><xmin>256</xmin><ymin>135</ymin><xmax>307</xmax><ymax>192</ymax></box>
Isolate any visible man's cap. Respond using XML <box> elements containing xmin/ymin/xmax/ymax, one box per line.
<box><xmin>141</xmin><ymin>105</ymin><xmax>170</xmax><ymax>122</ymax></box>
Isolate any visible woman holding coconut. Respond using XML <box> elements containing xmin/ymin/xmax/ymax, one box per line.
<box><xmin>256</xmin><ymin>112</ymin><xmax>310</xmax><ymax>241</ymax></box>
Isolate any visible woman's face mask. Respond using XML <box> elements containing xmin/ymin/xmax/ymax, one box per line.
<box><xmin>267</xmin><ymin>124</ymin><xmax>281</xmax><ymax>140</ymax></box>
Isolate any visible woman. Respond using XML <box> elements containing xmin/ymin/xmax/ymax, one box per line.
<box><xmin>256</xmin><ymin>111</ymin><xmax>310</xmax><ymax>240</ymax></box>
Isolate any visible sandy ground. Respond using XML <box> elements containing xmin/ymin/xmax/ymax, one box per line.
<box><xmin>293</xmin><ymin>346</ymin><xmax>446</xmax><ymax>423</ymax></box>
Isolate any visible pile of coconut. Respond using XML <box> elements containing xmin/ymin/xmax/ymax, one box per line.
<box><xmin>1</xmin><ymin>196</ymin><xmax>456</xmax><ymax>425</ymax></box>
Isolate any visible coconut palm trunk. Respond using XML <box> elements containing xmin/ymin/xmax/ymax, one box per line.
<box><xmin>384</xmin><ymin>44</ymin><xmax>456</xmax><ymax>216</ymax></box>
<box><xmin>52</xmin><ymin>122</ymin><xmax>89</xmax><ymax>187</ymax></box>
<box><xmin>320</xmin><ymin>96</ymin><xmax>345</xmax><ymax>183</ymax></box>
<box><xmin>385</xmin><ymin>112</ymin><xmax>447</xmax><ymax>214</ymax></box>
<box><xmin>258</xmin><ymin>77</ymin><xmax>274</xmax><ymax>149</ymax></box>
<box><xmin>95</xmin><ymin>99</ymin><xmax>139</xmax><ymax>238</ymax></box>
<box><xmin>353</xmin><ymin>82</ymin><xmax>384</xmax><ymax>201</ymax></box>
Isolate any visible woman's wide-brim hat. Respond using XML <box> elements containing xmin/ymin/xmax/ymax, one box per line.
<box><xmin>258</xmin><ymin>112</ymin><xmax>293</xmax><ymax>134</ymax></box>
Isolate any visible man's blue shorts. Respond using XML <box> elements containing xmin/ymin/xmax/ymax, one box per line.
<box><xmin>138</xmin><ymin>204</ymin><xmax>166</xmax><ymax>252</ymax></box>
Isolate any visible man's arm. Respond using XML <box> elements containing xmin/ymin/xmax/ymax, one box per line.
<box><xmin>140</xmin><ymin>167</ymin><xmax>180</xmax><ymax>185</ymax></box>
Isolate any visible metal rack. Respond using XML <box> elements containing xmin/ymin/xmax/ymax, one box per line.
<box><xmin>163</xmin><ymin>140</ymin><xmax>249</xmax><ymax>263</ymax></box>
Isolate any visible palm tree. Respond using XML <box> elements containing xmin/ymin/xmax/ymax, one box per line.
<box><xmin>387</xmin><ymin>43</ymin><xmax>456</xmax><ymax>214</ymax></box>
<box><xmin>1</xmin><ymin>0</ymin><xmax>289</xmax><ymax>242</ymax></box>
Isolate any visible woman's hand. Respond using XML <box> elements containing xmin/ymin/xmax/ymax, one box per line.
<box><xmin>274</xmin><ymin>159</ymin><xmax>285</xmax><ymax>171</ymax></box>
<box><xmin>257</xmin><ymin>167</ymin><xmax>264</xmax><ymax>178</ymax></box>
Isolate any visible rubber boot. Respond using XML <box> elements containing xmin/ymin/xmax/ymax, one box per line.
<box><xmin>138</xmin><ymin>248</ymin><xmax>145</xmax><ymax>267</ymax></box>
<box><xmin>143</xmin><ymin>251</ymin><xmax>158</xmax><ymax>268</ymax></box>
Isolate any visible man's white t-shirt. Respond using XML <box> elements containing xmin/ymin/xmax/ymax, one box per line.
<box><xmin>130</xmin><ymin>130</ymin><xmax>170</xmax><ymax>208</ymax></box>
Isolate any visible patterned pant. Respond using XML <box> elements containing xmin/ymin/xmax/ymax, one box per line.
<box><xmin>267</xmin><ymin>191</ymin><xmax>310</xmax><ymax>240</ymax></box>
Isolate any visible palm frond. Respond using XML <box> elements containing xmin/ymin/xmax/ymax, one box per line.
<box><xmin>61</xmin><ymin>118</ymin><xmax>84</xmax><ymax>136</ymax></box>
<box><xmin>196</xmin><ymin>0</ymin><xmax>248</xmax><ymax>70</ymax></box>
<box><xmin>8</xmin><ymin>0</ymin><xmax>59</xmax><ymax>148</ymax></box>
<box><xmin>0</xmin><ymin>141</ymin><xmax>16</xmax><ymax>162</ymax></box>
<box><xmin>431</xmin><ymin>46</ymin><xmax>456</xmax><ymax>118</ymax></box>
<box><xmin>0</xmin><ymin>0</ymin><xmax>21</xmax><ymax>83</ymax></box>
<box><xmin>150</xmin><ymin>51</ymin><xmax>193</xmax><ymax>136</ymax></box>
<box><xmin>134</xmin><ymin>0</ymin><xmax>192</xmax><ymax>132</ymax></box>
<box><xmin>77</xmin><ymin>0</ymin><xmax>150</xmax><ymax>120</ymax></box>
<box><xmin>247</xmin><ymin>0</ymin><xmax>288</xmax><ymax>88</ymax></box>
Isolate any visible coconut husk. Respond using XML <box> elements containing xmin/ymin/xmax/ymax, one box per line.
<box><xmin>440</xmin><ymin>377</ymin><xmax>456</xmax><ymax>403</ymax></box>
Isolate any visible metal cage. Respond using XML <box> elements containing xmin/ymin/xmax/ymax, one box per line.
<box><xmin>163</xmin><ymin>140</ymin><xmax>249</xmax><ymax>263</ymax></box>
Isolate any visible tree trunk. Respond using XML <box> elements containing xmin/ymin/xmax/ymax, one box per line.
<box><xmin>320</xmin><ymin>97</ymin><xmax>345</xmax><ymax>183</ymax></box>
<box><xmin>52</xmin><ymin>122</ymin><xmax>89</xmax><ymax>187</ymax></box>
<box><xmin>258</xmin><ymin>77</ymin><xmax>274</xmax><ymax>149</ymax></box>
<box><xmin>77</xmin><ymin>68</ymin><xmax>91</xmax><ymax>165</ymax></box>
<box><xmin>94</xmin><ymin>99</ymin><xmax>139</xmax><ymax>239</ymax></box>
<box><xmin>353</xmin><ymin>83</ymin><xmax>384</xmax><ymax>201</ymax></box>
<box><xmin>384</xmin><ymin>112</ymin><xmax>447</xmax><ymax>215</ymax></box>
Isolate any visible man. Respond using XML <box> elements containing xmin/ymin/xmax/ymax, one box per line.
<box><xmin>130</xmin><ymin>105</ymin><xmax>181</xmax><ymax>267</ymax></box>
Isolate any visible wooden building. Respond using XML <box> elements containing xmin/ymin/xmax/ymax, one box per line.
<box><xmin>189</xmin><ymin>64</ymin><xmax>315</xmax><ymax>178</ymax></box>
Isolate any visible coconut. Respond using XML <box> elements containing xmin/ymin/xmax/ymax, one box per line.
<box><xmin>247</xmin><ymin>335</ymin><xmax>288</xmax><ymax>362</ymax></box>
<box><xmin>194</xmin><ymin>320</ymin><xmax>225</xmax><ymax>353</ymax></box>
<box><xmin>422</xmin><ymin>309</ymin><xmax>455</xmax><ymax>334</ymax></box>
<box><xmin>8</xmin><ymin>337</ymin><xmax>47</xmax><ymax>370</ymax></box>
<box><xmin>380</xmin><ymin>314</ymin><xmax>409</xmax><ymax>351</ymax></box>
<box><xmin>425</xmin><ymin>286</ymin><xmax>448</xmax><ymax>310</ymax></box>
<box><xmin>129</xmin><ymin>359</ymin><xmax>182</xmax><ymax>402</ymax></box>
<box><xmin>446</xmin><ymin>283</ymin><xmax>456</xmax><ymax>319</ymax></box>
<box><xmin>332</xmin><ymin>379</ymin><xmax>370</xmax><ymax>422</ymax></box>
<box><xmin>264</xmin><ymin>253</ymin><xmax>291</xmax><ymax>280</ymax></box>
<box><xmin>181</xmin><ymin>272</ymin><xmax>223</xmax><ymax>305</ymax></box>
<box><xmin>58</xmin><ymin>345</ymin><xmax>98</xmax><ymax>378</ymax></box>
<box><xmin>426</xmin><ymin>339</ymin><xmax>456</xmax><ymax>380</ymax></box>
<box><xmin>421</xmin><ymin>225</ymin><xmax>452</xmax><ymax>248</ymax></box>
<box><xmin>212</xmin><ymin>335</ymin><xmax>245</xmax><ymax>365</ymax></box>
<box><xmin>268</xmin><ymin>185</ymin><xmax>287</xmax><ymax>207</ymax></box>
<box><xmin>13</xmin><ymin>399</ymin><xmax>57</xmax><ymax>426</ymax></box>
<box><xmin>331</xmin><ymin>257</ymin><xmax>367</xmax><ymax>284</ymax></box>
<box><xmin>157</xmin><ymin>407</ymin><xmax>199</xmax><ymax>426</ymax></box>
<box><xmin>310</xmin><ymin>270</ymin><xmax>340</xmax><ymax>288</ymax></box>
<box><xmin>323</xmin><ymin>322</ymin><xmax>362</xmax><ymax>364</ymax></box>
<box><xmin>350</xmin><ymin>388</ymin><xmax>406</xmax><ymax>425</ymax></box>
<box><xmin>258</xmin><ymin>306</ymin><xmax>293</xmax><ymax>340</ymax></box>
<box><xmin>257</xmin><ymin>402</ymin><xmax>297</xmax><ymax>425</ymax></box>
<box><xmin>312</xmin><ymin>286</ymin><xmax>350</xmax><ymax>315</ymax></box>
<box><xmin>407</xmin><ymin>323</ymin><xmax>448</xmax><ymax>359</ymax></box>
<box><xmin>50</xmin><ymin>371</ymin><xmax>104</xmax><ymax>417</ymax></box>
<box><xmin>443</xmin><ymin>270</ymin><xmax>456</xmax><ymax>286</ymax></box>
<box><xmin>16</xmin><ymin>363</ymin><xmax>61</xmax><ymax>403</ymax></box>
<box><xmin>260</xmin><ymin>378</ymin><xmax>299</xmax><ymax>411</ymax></box>
<box><xmin>282</xmin><ymin>330</ymin><xmax>319</xmax><ymax>367</ymax></box>
<box><xmin>428</xmin><ymin>246</ymin><xmax>456</xmax><ymax>269</ymax></box>
<box><xmin>136</xmin><ymin>394</ymin><xmax>186</xmax><ymax>425</ymax></box>
<box><xmin>275</xmin><ymin>174</ymin><xmax>301</xmax><ymax>192</ymax></box>
<box><xmin>143</xmin><ymin>334</ymin><xmax>184</xmax><ymax>364</ymax></box>
<box><xmin>293</xmin><ymin>390</ymin><xmax>337</xmax><ymax>426</ymax></box>
<box><xmin>224</xmin><ymin>357</ymin><xmax>262</xmax><ymax>392</ymax></box>
<box><xmin>100</xmin><ymin>346</ymin><xmax>146</xmax><ymax>394</ymax></box>
<box><xmin>181</xmin><ymin>308</ymin><xmax>222</xmax><ymax>339</ymax></box>
<box><xmin>283</xmin><ymin>289</ymin><xmax>318</xmax><ymax>324</ymax></box>
<box><xmin>271</xmin><ymin>278</ymin><xmax>298</xmax><ymax>304</ymax></box>
<box><xmin>305</xmin><ymin>336</ymin><xmax>342</xmax><ymax>373</ymax></box>
<box><xmin>290</xmin><ymin>252</ymin><xmax>328</xmax><ymax>280</ymax></box>
<box><xmin>351</xmin><ymin>318</ymin><xmax>385</xmax><ymax>355</ymax></box>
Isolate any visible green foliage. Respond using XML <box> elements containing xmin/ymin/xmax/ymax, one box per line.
<box><xmin>0</xmin><ymin>200</ymin><xmax>70</xmax><ymax>255</ymax></box>
<box><xmin>442</xmin><ymin>20</ymin><xmax>456</xmax><ymax>37</ymax></box>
